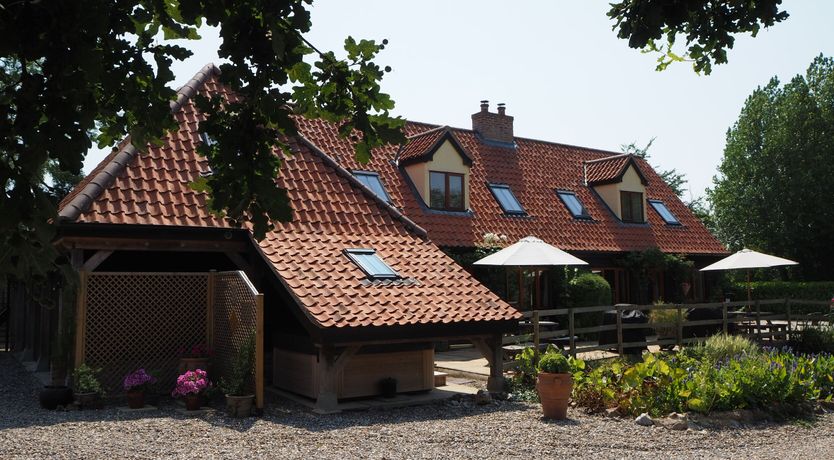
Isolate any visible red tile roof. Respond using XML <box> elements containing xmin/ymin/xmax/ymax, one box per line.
<box><xmin>295</xmin><ymin>119</ymin><xmax>728</xmax><ymax>256</ymax></box>
<box><xmin>584</xmin><ymin>154</ymin><xmax>647</xmax><ymax>186</ymax></box>
<box><xmin>58</xmin><ymin>64</ymin><xmax>520</xmax><ymax>329</ymax></box>
<box><xmin>397</xmin><ymin>126</ymin><xmax>472</xmax><ymax>166</ymax></box>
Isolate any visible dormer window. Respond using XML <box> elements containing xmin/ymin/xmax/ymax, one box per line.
<box><xmin>649</xmin><ymin>200</ymin><xmax>680</xmax><ymax>225</ymax></box>
<box><xmin>353</xmin><ymin>171</ymin><xmax>391</xmax><ymax>202</ymax></box>
<box><xmin>488</xmin><ymin>184</ymin><xmax>524</xmax><ymax>215</ymax></box>
<box><xmin>620</xmin><ymin>191</ymin><xmax>644</xmax><ymax>223</ymax></box>
<box><xmin>556</xmin><ymin>190</ymin><xmax>590</xmax><ymax>219</ymax></box>
<box><xmin>344</xmin><ymin>249</ymin><xmax>398</xmax><ymax>279</ymax></box>
<box><xmin>429</xmin><ymin>171</ymin><xmax>465</xmax><ymax>211</ymax></box>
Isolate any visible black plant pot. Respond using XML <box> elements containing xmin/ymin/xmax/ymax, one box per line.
<box><xmin>380</xmin><ymin>378</ymin><xmax>397</xmax><ymax>398</ymax></box>
<box><xmin>39</xmin><ymin>385</ymin><xmax>73</xmax><ymax>410</ymax></box>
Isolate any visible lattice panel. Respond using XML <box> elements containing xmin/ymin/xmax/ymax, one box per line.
<box><xmin>212</xmin><ymin>271</ymin><xmax>258</xmax><ymax>394</ymax></box>
<box><xmin>84</xmin><ymin>273</ymin><xmax>209</xmax><ymax>394</ymax></box>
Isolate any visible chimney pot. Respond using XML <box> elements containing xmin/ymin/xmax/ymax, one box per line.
<box><xmin>480</xmin><ymin>100</ymin><xmax>489</xmax><ymax>112</ymax></box>
<box><xmin>497</xmin><ymin>103</ymin><xmax>506</xmax><ymax>116</ymax></box>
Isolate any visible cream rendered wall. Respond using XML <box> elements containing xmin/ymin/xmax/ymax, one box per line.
<box><xmin>403</xmin><ymin>139</ymin><xmax>471</xmax><ymax>209</ymax></box>
<box><xmin>593</xmin><ymin>165</ymin><xmax>646</xmax><ymax>221</ymax></box>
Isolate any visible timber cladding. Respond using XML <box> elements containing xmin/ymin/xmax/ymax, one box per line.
<box><xmin>83</xmin><ymin>272</ymin><xmax>209</xmax><ymax>394</ymax></box>
<box><xmin>273</xmin><ymin>347</ymin><xmax>434</xmax><ymax>399</ymax></box>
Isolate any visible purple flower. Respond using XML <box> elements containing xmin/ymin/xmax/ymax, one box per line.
<box><xmin>123</xmin><ymin>368</ymin><xmax>156</xmax><ymax>391</ymax></box>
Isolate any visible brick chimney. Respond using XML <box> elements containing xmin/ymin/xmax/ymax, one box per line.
<box><xmin>471</xmin><ymin>100</ymin><xmax>514</xmax><ymax>144</ymax></box>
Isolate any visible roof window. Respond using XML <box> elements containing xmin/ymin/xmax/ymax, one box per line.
<box><xmin>353</xmin><ymin>171</ymin><xmax>391</xmax><ymax>202</ymax></box>
<box><xmin>649</xmin><ymin>200</ymin><xmax>681</xmax><ymax>225</ymax></box>
<box><xmin>488</xmin><ymin>184</ymin><xmax>524</xmax><ymax>214</ymax></box>
<box><xmin>344</xmin><ymin>249</ymin><xmax>399</xmax><ymax>279</ymax></box>
<box><xmin>556</xmin><ymin>190</ymin><xmax>590</xmax><ymax>219</ymax></box>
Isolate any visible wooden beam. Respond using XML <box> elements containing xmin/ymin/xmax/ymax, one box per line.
<box><xmin>57</xmin><ymin>236</ymin><xmax>246</xmax><ymax>253</ymax></box>
<box><xmin>329</xmin><ymin>333</ymin><xmax>494</xmax><ymax>348</ymax></box>
<box><xmin>255</xmin><ymin>293</ymin><xmax>264</xmax><ymax>411</ymax></box>
<box><xmin>332</xmin><ymin>345</ymin><xmax>361</xmax><ymax>374</ymax></box>
<box><xmin>74</xmin><ymin>271</ymin><xmax>88</xmax><ymax>368</ymax></box>
<box><xmin>82</xmin><ymin>250</ymin><xmax>113</xmax><ymax>272</ymax></box>
<box><xmin>470</xmin><ymin>338</ymin><xmax>495</xmax><ymax>368</ymax></box>
<box><xmin>224</xmin><ymin>251</ymin><xmax>257</xmax><ymax>282</ymax></box>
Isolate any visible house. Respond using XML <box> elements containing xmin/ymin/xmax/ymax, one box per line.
<box><xmin>295</xmin><ymin>102</ymin><xmax>728</xmax><ymax>306</ymax></box>
<box><xmin>34</xmin><ymin>64</ymin><xmax>520</xmax><ymax>411</ymax></box>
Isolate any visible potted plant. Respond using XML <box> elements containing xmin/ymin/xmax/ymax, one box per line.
<box><xmin>72</xmin><ymin>363</ymin><xmax>103</xmax><ymax>409</ymax></box>
<box><xmin>123</xmin><ymin>368</ymin><xmax>157</xmax><ymax>409</ymax></box>
<box><xmin>172</xmin><ymin>369</ymin><xmax>211</xmax><ymax>411</ymax></box>
<box><xmin>535</xmin><ymin>351</ymin><xmax>572</xmax><ymax>419</ymax></box>
<box><xmin>177</xmin><ymin>343</ymin><xmax>212</xmax><ymax>375</ymax></box>
<box><xmin>219</xmin><ymin>334</ymin><xmax>255</xmax><ymax>417</ymax></box>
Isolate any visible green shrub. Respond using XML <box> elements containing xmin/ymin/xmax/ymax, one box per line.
<box><xmin>648</xmin><ymin>304</ymin><xmax>684</xmax><ymax>339</ymax></box>
<box><xmin>568</xmin><ymin>273</ymin><xmax>612</xmax><ymax>339</ymax></box>
<box><xmin>728</xmin><ymin>281</ymin><xmax>834</xmax><ymax>313</ymax></box>
<box><xmin>571</xmin><ymin>347</ymin><xmax>834</xmax><ymax>417</ymax></box>
<box><xmin>792</xmin><ymin>325</ymin><xmax>834</xmax><ymax>355</ymax></box>
<box><xmin>72</xmin><ymin>364</ymin><xmax>103</xmax><ymax>395</ymax></box>
<box><xmin>219</xmin><ymin>333</ymin><xmax>256</xmax><ymax>396</ymax></box>
<box><xmin>681</xmin><ymin>334</ymin><xmax>760</xmax><ymax>364</ymax></box>
<box><xmin>538</xmin><ymin>351</ymin><xmax>570</xmax><ymax>374</ymax></box>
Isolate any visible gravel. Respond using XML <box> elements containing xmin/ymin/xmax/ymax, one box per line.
<box><xmin>2</xmin><ymin>353</ymin><xmax>833</xmax><ymax>459</ymax></box>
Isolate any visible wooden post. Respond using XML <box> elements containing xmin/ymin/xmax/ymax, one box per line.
<box><xmin>532</xmin><ymin>310</ymin><xmax>540</xmax><ymax>363</ymax></box>
<box><xmin>487</xmin><ymin>334</ymin><xmax>504</xmax><ymax>393</ymax></box>
<box><xmin>314</xmin><ymin>346</ymin><xmax>339</xmax><ymax>414</ymax></box>
<box><xmin>616</xmin><ymin>304</ymin><xmax>624</xmax><ymax>355</ymax></box>
<box><xmin>676</xmin><ymin>305</ymin><xmax>683</xmax><ymax>348</ymax></box>
<box><xmin>568</xmin><ymin>307</ymin><xmax>576</xmax><ymax>357</ymax></box>
<box><xmin>785</xmin><ymin>299</ymin><xmax>792</xmax><ymax>342</ymax></box>
<box><xmin>722</xmin><ymin>302</ymin><xmax>728</xmax><ymax>335</ymax></box>
<box><xmin>755</xmin><ymin>300</ymin><xmax>762</xmax><ymax>342</ymax></box>
<box><xmin>74</xmin><ymin>271</ymin><xmax>88</xmax><ymax>368</ymax></box>
<box><xmin>255</xmin><ymin>293</ymin><xmax>264</xmax><ymax>411</ymax></box>
<box><xmin>206</xmin><ymin>271</ymin><xmax>216</xmax><ymax>350</ymax></box>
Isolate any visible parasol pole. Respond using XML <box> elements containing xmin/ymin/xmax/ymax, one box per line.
<box><xmin>746</xmin><ymin>269</ymin><xmax>752</xmax><ymax>308</ymax></box>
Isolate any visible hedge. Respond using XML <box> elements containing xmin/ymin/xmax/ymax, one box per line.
<box><xmin>729</xmin><ymin>281</ymin><xmax>834</xmax><ymax>313</ymax></box>
<box><xmin>568</xmin><ymin>273</ymin><xmax>612</xmax><ymax>339</ymax></box>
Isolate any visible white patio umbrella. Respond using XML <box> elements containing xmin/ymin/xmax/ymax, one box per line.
<box><xmin>700</xmin><ymin>248</ymin><xmax>798</xmax><ymax>303</ymax></box>
<box><xmin>474</xmin><ymin>236</ymin><xmax>588</xmax><ymax>310</ymax></box>
<box><xmin>473</xmin><ymin>236</ymin><xmax>589</xmax><ymax>267</ymax></box>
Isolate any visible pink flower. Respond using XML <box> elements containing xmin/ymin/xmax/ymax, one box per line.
<box><xmin>171</xmin><ymin>369</ymin><xmax>211</xmax><ymax>397</ymax></box>
<box><xmin>123</xmin><ymin>368</ymin><xmax>156</xmax><ymax>391</ymax></box>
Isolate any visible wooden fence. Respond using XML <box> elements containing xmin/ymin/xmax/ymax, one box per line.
<box><xmin>502</xmin><ymin>299</ymin><xmax>833</xmax><ymax>370</ymax></box>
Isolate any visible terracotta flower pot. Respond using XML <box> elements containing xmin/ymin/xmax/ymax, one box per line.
<box><xmin>75</xmin><ymin>391</ymin><xmax>101</xmax><ymax>410</ymax></box>
<box><xmin>225</xmin><ymin>394</ymin><xmax>254</xmax><ymax>418</ymax></box>
<box><xmin>127</xmin><ymin>390</ymin><xmax>145</xmax><ymax>409</ymax></box>
<box><xmin>536</xmin><ymin>372</ymin><xmax>573</xmax><ymax>419</ymax></box>
<box><xmin>184</xmin><ymin>393</ymin><xmax>202</xmax><ymax>411</ymax></box>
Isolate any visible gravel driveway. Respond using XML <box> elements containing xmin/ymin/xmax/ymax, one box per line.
<box><xmin>1</xmin><ymin>353</ymin><xmax>833</xmax><ymax>459</ymax></box>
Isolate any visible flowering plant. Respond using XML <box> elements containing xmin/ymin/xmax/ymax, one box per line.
<box><xmin>172</xmin><ymin>369</ymin><xmax>211</xmax><ymax>397</ymax></box>
<box><xmin>123</xmin><ymin>368</ymin><xmax>156</xmax><ymax>392</ymax></box>
<box><xmin>178</xmin><ymin>343</ymin><xmax>213</xmax><ymax>358</ymax></box>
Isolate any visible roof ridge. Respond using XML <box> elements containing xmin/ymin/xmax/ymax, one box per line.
<box><xmin>297</xmin><ymin>134</ymin><xmax>430</xmax><ymax>240</ymax></box>
<box><xmin>58</xmin><ymin>63</ymin><xmax>221</xmax><ymax>221</ymax></box>
<box><xmin>583</xmin><ymin>152</ymin><xmax>632</xmax><ymax>164</ymax></box>
<box><xmin>404</xmin><ymin>124</ymin><xmax>449</xmax><ymax>140</ymax></box>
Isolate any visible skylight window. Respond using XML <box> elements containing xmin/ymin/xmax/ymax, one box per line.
<box><xmin>344</xmin><ymin>249</ymin><xmax>399</xmax><ymax>279</ymax></box>
<box><xmin>649</xmin><ymin>200</ymin><xmax>681</xmax><ymax>225</ymax></box>
<box><xmin>556</xmin><ymin>190</ymin><xmax>590</xmax><ymax>219</ymax></box>
<box><xmin>353</xmin><ymin>171</ymin><xmax>391</xmax><ymax>202</ymax></box>
<box><xmin>488</xmin><ymin>184</ymin><xmax>524</xmax><ymax>214</ymax></box>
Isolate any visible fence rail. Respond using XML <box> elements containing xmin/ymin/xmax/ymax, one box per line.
<box><xmin>502</xmin><ymin>298</ymin><xmax>833</xmax><ymax>370</ymax></box>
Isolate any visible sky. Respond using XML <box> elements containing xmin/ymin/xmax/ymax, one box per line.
<box><xmin>83</xmin><ymin>1</ymin><xmax>834</xmax><ymax>201</ymax></box>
